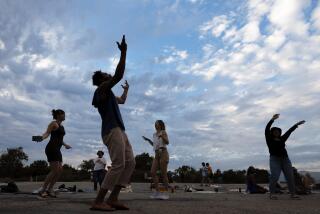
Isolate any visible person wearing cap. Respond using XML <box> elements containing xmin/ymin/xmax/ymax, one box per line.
<box><xmin>265</xmin><ymin>113</ymin><xmax>305</xmax><ymax>200</ymax></box>
<box><xmin>93</xmin><ymin>151</ymin><xmax>107</xmax><ymax>191</ymax></box>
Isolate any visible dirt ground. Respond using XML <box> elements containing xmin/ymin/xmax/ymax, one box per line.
<box><xmin>0</xmin><ymin>182</ymin><xmax>319</xmax><ymax>214</ymax></box>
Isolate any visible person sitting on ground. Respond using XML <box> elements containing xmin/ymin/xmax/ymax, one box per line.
<box><xmin>293</xmin><ymin>167</ymin><xmax>311</xmax><ymax>195</ymax></box>
<box><xmin>302</xmin><ymin>173</ymin><xmax>315</xmax><ymax>193</ymax></box>
<box><xmin>246</xmin><ymin>166</ymin><xmax>268</xmax><ymax>194</ymax></box>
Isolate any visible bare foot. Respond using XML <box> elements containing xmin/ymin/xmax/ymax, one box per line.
<box><xmin>90</xmin><ymin>203</ymin><xmax>115</xmax><ymax>211</ymax></box>
<box><xmin>106</xmin><ymin>201</ymin><xmax>129</xmax><ymax>210</ymax></box>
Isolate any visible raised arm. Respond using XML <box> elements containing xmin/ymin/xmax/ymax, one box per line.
<box><xmin>282</xmin><ymin>120</ymin><xmax>305</xmax><ymax>142</ymax></box>
<box><xmin>98</xmin><ymin>35</ymin><xmax>127</xmax><ymax>93</ymax></box>
<box><xmin>142</xmin><ymin>136</ymin><xmax>154</xmax><ymax>146</ymax></box>
<box><xmin>116</xmin><ymin>80</ymin><xmax>129</xmax><ymax>104</ymax></box>
<box><xmin>265</xmin><ymin>114</ymin><xmax>279</xmax><ymax>138</ymax></box>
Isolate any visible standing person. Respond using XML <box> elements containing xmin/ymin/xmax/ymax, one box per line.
<box><xmin>265</xmin><ymin>114</ymin><xmax>305</xmax><ymax>200</ymax></box>
<box><xmin>93</xmin><ymin>151</ymin><xmax>107</xmax><ymax>191</ymax></box>
<box><xmin>200</xmin><ymin>162</ymin><xmax>208</xmax><ymax>186</ymax></box>
<box><xmin>91</xmin><ymin>35</ymin><xmax>135</xmax><ymax>211</ymax></box>
<box><xmin>206</xmin><ymin>163</ymin><xmax>214</xmax><ymax>185</ymax></box>
<box><xmin>142</xmin><ymin>120</ymin><xmax>170</xmax><ymax>200</ymax></box>
<box><xmin>33</xmin><ymin>109</ymin><xmax>71</xmax><ymax>198</ymax></box>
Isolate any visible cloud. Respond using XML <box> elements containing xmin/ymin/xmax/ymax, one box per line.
<box><xmin>0</xmin><ymin>39</ymin><xmax>5</xmax><ymax>50</ymax></box>
<box><xmin>0</xmin><ymin>0</ymin><xmax>319</xmax><ymax>172</ymax></box>
<box><xmin>154</xmin><ymin>46</ymin><xmax>188</xmax><ymax>64</ymax></box>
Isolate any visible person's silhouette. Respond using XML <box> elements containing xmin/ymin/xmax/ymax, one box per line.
<box><xmin>265</xmin><ymin>114</ymin><xmax>305</xmax><ymax>200</ymax></box>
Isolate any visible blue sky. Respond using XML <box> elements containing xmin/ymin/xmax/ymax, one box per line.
<box><xmin>0</xmin><ymin>0</ymin><xmax>320</xmax><ymax>172</ymax></box>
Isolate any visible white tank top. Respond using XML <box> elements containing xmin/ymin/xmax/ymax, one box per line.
<box><xmin>153</xmin><ymin>131</ymin><xmax>167</xmax><ymax>151</ymax></box>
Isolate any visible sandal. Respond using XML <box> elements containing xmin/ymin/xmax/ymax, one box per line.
<box><xmin>107</xmin><ymin>201</ymin><xmax>129</xmax><ymax>210</ymax></box>
<box><xmin>90</xmin><ymin>203</ymin><xmax>115</xmax><ymax>211</ymax></box>
<box><xmin>290</xmin><ymin>195</ymin><xmax>301</xmax><ymax>200</ymax></box>
<box><xmin>269</xmin><ymin>195</ymin><xmax>278</xmax><ymax>200</ymax></box>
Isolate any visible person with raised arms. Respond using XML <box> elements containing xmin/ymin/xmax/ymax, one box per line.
<box><xmin>265</xmin><ymin>114</ymin><xmax>305</xmax><ymax>200</ymax></box>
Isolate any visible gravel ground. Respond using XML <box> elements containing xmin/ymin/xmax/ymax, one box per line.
<box><xmin>0</xmin><ymin>182</ymin><xmax>319</xmax><ymax>214</ymax></box>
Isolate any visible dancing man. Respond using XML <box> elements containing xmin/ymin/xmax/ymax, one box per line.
<box><xmin>91</xmin><ymin>35</ymin><xmax>135</xmax><ymax>211</ymax></box>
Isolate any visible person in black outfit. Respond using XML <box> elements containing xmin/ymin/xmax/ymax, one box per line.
<box><xmin>34</xmin><ymin>109</ymin><xmax>71</xmax><ymax>197</ymax></box>
<box><xmin>265</xmin><ymin>114</ymin><xmax>305</xmax><ymax>200</ymax></box>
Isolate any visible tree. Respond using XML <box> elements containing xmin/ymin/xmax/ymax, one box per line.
<box><xmin>131</xmin><ymin>153</ymin><xmax>154</xmax><ymax>182</ymax></box>
<box><xmin>79</xmin><ymin>159</ymin><xmax>95</xmax><ymax>172</ymax></box>
<box><xmin>174</xmin><ymin>165</ymin><xmax>200</xmax><ymax>182</ymax></box>
<box><xmin>135</xmin><ymin>153</ymin><xmax>153</xmax><ymax>171</ymax></box>
<box><xmin>29</xmin><ymin>160</ymin><xmax>49</xmax><ymax>176</ymax></box>
<box><xmin>0</xmin><ymin>147</ymin><xmax>28</xmax><ymax>178</ymax></box>
<box><xmin>222</xmin><ymin>169</ymin><xmax>246</xmax><ymax>183</ymax></box>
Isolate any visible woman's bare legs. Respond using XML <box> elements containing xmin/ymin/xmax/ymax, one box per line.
<box><xmin>41</xmin><ymin>161</ymin><xmax>61</xmax><ymax>192</ymax></box>
<box><xmin>47</xmin><ymin>162</ymin><xmax>63</xmax><ymax>192</ymax></box>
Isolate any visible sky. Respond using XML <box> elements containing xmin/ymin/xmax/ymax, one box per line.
<box><xmin>0</xmin><ymin>0</ymin><xmax>320</xmax><ymax>172</ymax></box>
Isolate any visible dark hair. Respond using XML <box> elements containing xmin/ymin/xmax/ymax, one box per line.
<box><xmin>97</xmin><ymin>150</ymin><xmax>104</xmax><ymax>156</ymax></box>
<box><xmin>202</xmin><ymin>162</ymin><xmax>205</xmax><ymax>166</ymax></box>
<box><xmin>92</xmin><ymin>70</ymin><xmax>104</xmax><ymax>86</ymax></box>
<box><xmin>52</xmin><ymin>109</ymin><xmax>65</xmax><ymax>119</ymax></box>
<box><xmin>247</xmin><ymin>166</ymin><xmax>255</xmax><ymax>175</ymax></box>
<box><xmin>206</xmin><ymin>163</ymin><xmax>209</xmax><ymax>166</ymax></box>
<box><xmin>156</xmin><ymin>120</ymin><xmax>166</xmax><ymax>130</ymax></box>
<box><xmin>270</xmin><ymin>127</ymin><xmax>282</xmax><ymax>135</ymax></box>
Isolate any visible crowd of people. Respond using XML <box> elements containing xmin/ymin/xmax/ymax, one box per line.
<box><xmin>31</xmin><ymin>35</ymin><xmax>314</xmax><ymax>211</ymax></box>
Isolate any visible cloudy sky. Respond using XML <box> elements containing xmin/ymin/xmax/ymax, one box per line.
<box><xmin>0</xmin><ymin>0</ymin><xmax>320</xmax><ymax>172</ymax></box>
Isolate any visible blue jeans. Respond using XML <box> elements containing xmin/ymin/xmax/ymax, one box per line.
<box><xmin>269</xmin><ymin>156</ymin><xmax>295</xmax><ymax>194</ymax></box>
<box><xmin>93</xmin><ymin>169</ymin><xmax>106</xmax><ymax>190</ymax></box>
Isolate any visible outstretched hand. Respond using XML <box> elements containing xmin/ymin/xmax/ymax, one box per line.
<box><xmin>65</xmin><ymin>144</ymin><xmax>72</xmax><ymax>149</ymax></box>
<box><xmin>295</xmin><ymin>120</ymin><xmax>305</xmax><ymax>126</ymax></box>
<box><xmin>117</xmin><ymin>35</ymin><xmax>127</xmax><ymax>52</ymax></box>
<box><xmin>121</xmin><ymin>80</ymin><xmax>129</xmax><ymax>90</ymax></box>
<box><xmin>142</xmin><ymin>136</ymin><xmax>148</xmax><ymax>141</ymax></box>
<box><xmin>272</xmin><ymin>114</ymin><xmax>280</xmax><ymax>120</ymax></box>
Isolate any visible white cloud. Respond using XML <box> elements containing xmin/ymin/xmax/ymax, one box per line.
<box><xmin>0</xmin><ymin>39</ymin><xmax>5</xmax><ymax>50</ymax></box>
<box><xmin>268</xmin><ymin>0</ymin><xmax>311</xmax><ymax>36</ymax></box>
<box><xmin>311</xmin><ymin>3</ymin><xmax>320</xmax><ymax>31</ymax></box>
<box><xmin>199</xmin><ymin>15</ymin><xmax>233</xmax><ymax>38</ymax></box>
<box><xmin>154</xmin><ymin>46</ymin><xmax>188</xmax><ymax>64</ymax></box>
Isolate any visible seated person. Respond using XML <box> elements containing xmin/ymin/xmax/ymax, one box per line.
<box><xmin>246</xmin><ymin>166</ymin><xmax>268</xmax><ymax>194</ymax></box>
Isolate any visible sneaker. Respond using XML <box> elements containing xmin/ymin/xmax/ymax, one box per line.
<box><xmin>157</xmin><ymin>192</ymin><xmax>169</xmax><ymax>200</ymax></box>
<box><xmin>46</xmin><ymin>190</ymin><xmax>57</xmax><ymax>198</ymax></box>
<box><xmin>150</xmin><ymin>191</ymin><xmax>160</xmax><ymax>199</ymax></box>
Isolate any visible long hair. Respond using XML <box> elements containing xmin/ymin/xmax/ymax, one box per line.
<box><xmin>156</xmin><ymin>120</ymin><xmax>166</xmax><ymax>131</ymax></box>
<box><xmin>52</xmin><ymin>109</ymin><xmax>65</xmax><ymax>119</ymax></box>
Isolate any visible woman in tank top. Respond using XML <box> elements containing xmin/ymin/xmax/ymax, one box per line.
<box><xmin>34</xmin><ymin>109</ymin><xmax>71</xmax><ymax>197</ymax></box>
<box><xmin>142</xmin><ymin>120</ymin><xmax>170</xmax><ymax>200</ymax></box>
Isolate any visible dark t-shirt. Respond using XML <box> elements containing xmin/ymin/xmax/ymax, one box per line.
<box><xmin>92</xmin><ymin>89</ymin><xmax>125</xmax><ymax>138</ymax></box>
<box><xmin>265</xmin><ymin>119</ymin><xmax>297</xmax><ymax>157</ymax></box>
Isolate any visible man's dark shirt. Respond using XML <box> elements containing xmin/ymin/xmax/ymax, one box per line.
<box><xmin>92</xmin><ymin>88</ymin><xmax>125</xmax><ymax>138</ymax></box>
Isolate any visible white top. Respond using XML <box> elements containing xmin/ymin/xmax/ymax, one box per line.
<box><xmin>201</xmin><ymin>166</ymin><xmax>208</xmax><ymax>176</ymax></box>
<box><xmin>153</xmin><ymin>131</ymin><xmax>167</xmax><ymax>151</ymax></box>
<box><xmin>94</xmin><ymin>157</ymin><xmax>106</xmax><ymax>171</ymax></box>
